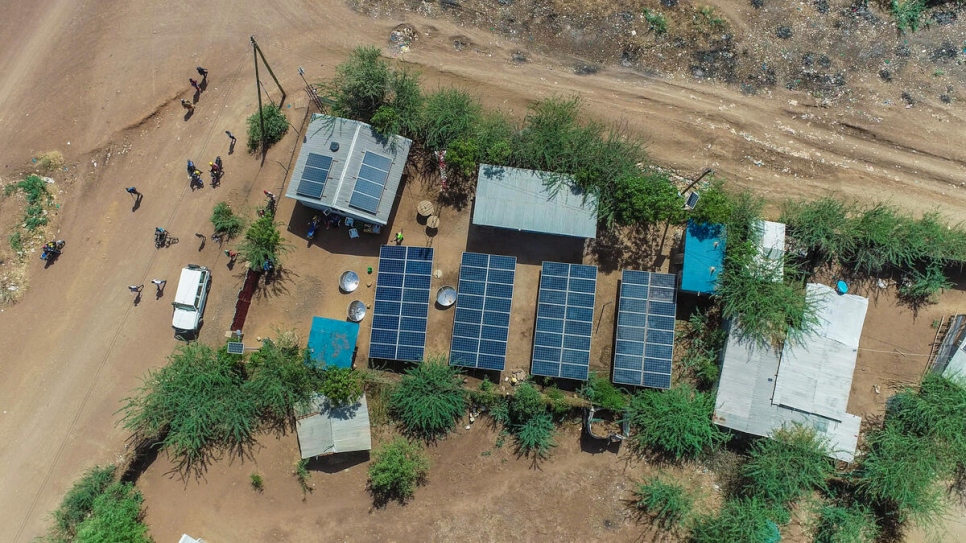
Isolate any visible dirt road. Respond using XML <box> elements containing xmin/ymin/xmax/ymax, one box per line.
<box><xmin>1</xmin><ymin>0</ymin><xmax>965</xmax><ymax>541</ymax></box>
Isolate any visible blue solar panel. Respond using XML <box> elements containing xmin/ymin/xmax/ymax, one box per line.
<box><xmin>531</xmin><ymin>262</ymin><xmax>597</xmax><ymax>381</ymax></box>
<box><xmin>450</xmin><ymin>252</ymin><xmax>516</xmax><ymax>371</ymax></box>
<box><xmin>369</xmin><ymin>245</ymin><xmax>434</xmax><ymax>362</ymax></box>
<box><xmin>296</xmin><ymin>153</ymin><xmax>333</xmax><ymax>199</ymax></box>
<box><xmin>349</xmin><ymin>151</ymin><xmax>392</xmax><ymax>214</ymax></box>
<box><xmin>612</xmin><ymin>270</ymin><xmax>677</xmax><ymax>389</ymax></box>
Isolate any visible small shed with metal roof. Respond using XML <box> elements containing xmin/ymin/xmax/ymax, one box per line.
<box><xmin>296</xmin><ymin>393</ymin><xmax>372</xmax><ymax>458</ymax></box>
<box><xmin>681</xmin><ymin>220</ymin><xmax>726</xmax><ymax>295</ymax></box>
<box><xmin>473</xmin><ymin>164</ymin><xmax>597</xmax><ymax>238</ymax></box>
<box><xmin>285</xmin><ymin>114</ymin><xmax>412</xmax><ymax>225</ymax></box>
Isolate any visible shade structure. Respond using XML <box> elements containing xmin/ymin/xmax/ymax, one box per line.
<box><xmin>347</xmin><ymin>300</ymin><xmax>367</xmax><ymax>322</ymax></box>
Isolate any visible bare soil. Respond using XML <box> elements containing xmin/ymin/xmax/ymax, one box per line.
<box><xmin>1</xmin><ymin>0</ymin><xmax>966</xmax><ymax>541</ymax></box>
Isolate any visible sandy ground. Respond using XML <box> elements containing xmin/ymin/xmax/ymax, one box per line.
<box><xmin>1</xmin><ymin>0</ymin><xmax>966</xmax><ymax>541</ymax></box>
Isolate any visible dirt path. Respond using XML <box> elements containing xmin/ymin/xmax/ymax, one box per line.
<box><xmin>1</xmin><ymin>0</ymin><xmax>965</xmax><ymax>541</ymax></box>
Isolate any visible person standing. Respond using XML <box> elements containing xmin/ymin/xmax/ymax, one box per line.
<box><xmin>196</xmin><ymin>66</ymin><xmax>208</xmax><ymax>79</ymax></box>
<box><xmin>128</xmin><ymin>284</ymin><xmax>144</xmax><ymax>293</ymax></box>
<box><xmin>151</xmin><ymin>279</ymin><xmax>166</xmax><ymax>295</ymax></box>
<box><xmin>395</xmin><ymin>231</ymin><xmax>404</xmax><ymax>245</ymax></box>
<box><xmin>225</xmin><ymin>130</ymin><xmax>237</xmax><ymax>143</ymax></box>
<box><xmin>187</xmin><ymin>160</ymin><xmax>196</xmax><ymax>175</ymax></box>
<box><xmin>181</xmin><ymin>99</ymin><xmax>194</xmax><ymax>111</ymax></box>
<box><xmin>126</xmin><ymin>187</ymin><xmax>140</xmax><ymax>197</ymax></box>
<box><xmin>209</xmin><ymin>161</ymin><xmax>222</xmax><ymax>177</ymax></box>
<box><xmin>189</xmin><ymin>78</ymin><xmax>201</xmax><ymax>93</ymax></box>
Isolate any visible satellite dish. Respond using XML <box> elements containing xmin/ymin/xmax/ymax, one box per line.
<box><xmin>347</xmin><ymin>300</ymin><xmax>367</xmax><ymax>322</ymax></box>
<box><xmin>340</xmin><ymin>270</ymin><xmax>360</xmax><ymax>293</ymax></box>
<box><xmin>436</xmin><ymin>286</ymin><xmax>457</xmax><ymax>308</ymax></box>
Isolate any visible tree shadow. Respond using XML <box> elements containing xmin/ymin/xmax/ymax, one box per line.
<box><xmin>254</xmin><ymin>266</ymin><xmax>297</xmax><ymax>300</ymax></box>
<box><xmin>588</xmin><ymin>223</ymin><xmax>667</xmax><ymax>273</ymax></box>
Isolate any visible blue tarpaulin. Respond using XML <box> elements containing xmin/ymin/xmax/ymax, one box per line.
<box><xmin>682</xmin><ymin>220</ymin><xmax>726</xmax><ymax>295</ymax></box>
<box><xmin>306</xmin><ymin>316</ymin><xmax>359</xmax><ymax>369</ymax></box>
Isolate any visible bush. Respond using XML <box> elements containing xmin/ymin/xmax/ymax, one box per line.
<box><xmin>244</xmin><ymin>338</ymin><xmax>322</xmax><ymax>424</ymax></box>
<box><xmin>680</xmin><ymin>310</ymin><xmax>726</xmax><ymax>390</ymax></box>
<box><xmin>445</xmin><ymin>137</ymin><xmax>481</xmax><ymax>179</ymax></box>
<box><xmin>250</xmin><ymin>473</ymin><xmax>264</xmax><ymax>491</ymax></box>
<box><xmin>36</xmin><ymin>150</ymin><xmax>65</xmax><ymax>172</ymax></box>
<box><xmin>813</xmin><ymin>503</ymin><xmax>879</xmax><ymax>543</ymax></box>
<box><xmin>690</xmin><ymin>179</ymin><xmax>731</xmax><ymax>225</ymax></box>
<box><xmin>643</xmin><ymin>9</ymin><xmax>668</xmax><ymax>35</ymax></box>
<box><xmin>237</xmin><ymin>213</ymin><xmax>290</xmax><ymax>271</ymax></box>
<box><xmin>475</xmin><ymin>110</ymin><xmax>515</xmax><ymax>165</ymax></box>
<box><xmin>514</xmin><ymin>412</ymin><xmax>556</xmax><ymax>459</ymax></box>
<box><xmin>9</xmin><ymin>230</ymin><xmax>23</xmax><ymax>252</ymax></box>
<box><xmin>246</xmin><ymin>103</ymin><xmax>289</xmax><ymax>152</ymax></box>
<box><xmin>210</xmin><ymin>202</ymin><xmax>244</xmax><ymax>239</ymax></box>
<box><xmin>633</xmin><ymin>477</ymin><xmax>694</xmax><ymax>530</ymax></box>
<box><xmin>368</xmin><ymin>438</ymin><xmax>430</xmax><ymax>504</ymax></box>
<box><xmin>690</xmin><ymin>497</ymin><xmax>784</xmax><ymax>543</ymax></box>
<box><xmin>50</xmin><ymin>465</ymin><xmax>118</xmax><ymax>541</ymax></box>
<box><xmin>328</xmin><ymin>45</ymin><xmax>393</xmax><ymax>123</ymax></box>
<box><xmin>390</xmin><ymin>358</ymin><xmax>466</xmax><ymax>441</ymax></box>
<box><xmin>579</xmin><ymin>372</ymin><xmax>628</xmax><ymax>412</ymax></box>
<box><xmin>890</xmin><ymin>0</ymin><xmax>927</xmax><ymax>32</ymax></box>
<box><xmin>72</xmin><ymin>482</ymin><xmax>150</xmax><ymax>543</ymax></box>
<box><xmin>422</xmin><ymin>88</ymin><xmax>482</xmax><ymax>151</ymax></box>
<box><xmin>627</xmin><ymin>384</ymin><xmax>729</xmax><ymax>460</ymax></box>
<box><xmin>604</xmin><ymin>172</ymin><xmax>685</xmax><ymax>226</ymax></box>
<box><xmin>741</xmin><ymin>425</ymin><xmax>833</xmax><ymax>508</ymax></box>
<box><xmin>295</xmin><ymin>458</ymin><xmax>312</xmax><ymax>495</ymax></box>
<box><xmin>319</xmin><ymin>366</ymin><xmax>364</xmax><ymax>408</ymax></box>
<box><xmin>119</xmin><ymin>342</ymin><xmax>259</xmax><ymax>471</ymax></box>
<box><xmin>780</xmin><ymin>196</ymin><xmax>853</xmax><ymax>262</ymax></box>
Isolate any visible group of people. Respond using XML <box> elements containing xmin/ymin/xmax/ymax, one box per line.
<box><xmin>180</xmin><ymin>67</ymin><xmax>208</xmax><ymax>112</ymax></box>
<box><xmin>186</xmin><ymin>156</ymin><xmax>224</xmax><ymax>189</ymax></box>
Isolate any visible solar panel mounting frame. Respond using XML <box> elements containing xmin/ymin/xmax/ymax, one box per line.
<box><xmin>612</xmin><ymin>269</ymin><xmax>676</xmax><ymax>389</ymax></box>
<box><xmin>449</xmin><ymin>252</ymin><xmax>516</xmax><ymax>371</ymax></box>
<box><xmin>530</xmin><ymin>262</ymin><xmax>598</xmax><ymax>381</ymax></box>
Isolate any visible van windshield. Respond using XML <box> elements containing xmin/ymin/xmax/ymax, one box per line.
<box><xmin>173</xmin><ymin>303</ymin><xmax>196</xmax><ymax>311</ymax></box>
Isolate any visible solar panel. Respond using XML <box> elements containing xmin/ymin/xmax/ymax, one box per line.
<box><xmin>296</xmin><ymin>153</ymin><xmax>333</xmax><ymax>199</ymax></box>
<box><xmin>685</xmin><ymin>191</ymin><xmax>700</xmax><ymax>209</ymax></box>
<box><xmin>530</xmin><ymin>262</ymin><xmax>597</xmax><ymax>381</ymax></box>
<box><xmin>369</xmin><ymin>245</ymin><xmax>434</xmax><ymax>361</ymax></box>
<box><xmin>349</xmin><ymin>151</ymin><xmax>392</xmax><ymax>214</ymax></box>
<box><xmin>612</xmin><ymin>270</ymin><xmax>677</xmax><ymax>389</ymax></box>
<box><xmin>226</xmin><ymin>342</ymin><xmax>245</xmax><ymax>354</ymax></box>
<box><xmin>450</xmin><ymin>252</ymin><xmax>516</xmax><ymax>371</ymax></box>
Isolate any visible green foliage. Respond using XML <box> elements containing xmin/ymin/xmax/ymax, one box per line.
<box><xmin>250</xmin><ymin>473</ymin><xmax>264</xmax><ymax>491</ymax></box>
<box><xmin>36</xmin><ymin>150</ymin><xmax>65</xmax><ymax>172</ymax></box>
<box><xmin>492</xmin><ymin>382</ymin><xmax>557</xmax><ymax>458</ymax></box>
<box><xmin>390</xmin><ymin>358</ymin><xmax>466</xmax><ymax>441</ymax></box>
<box><xmin>579</xmin><ymin>372</ymin><xmax>628</xmax><ymax>412</ymax></box>
<box><xmin>246</xmin><ymin>103</ymin><xmax>289</xmax><ymax>152</ymax></box>
<box><xmin>643</xmin><ymin>9</ymin><xmax>668</xmax><ymax>35</ymax></box>
<box><xmin>627</xmin><ymin>384</ymin><xmax>728</xmax><ymax>460</ymax></box>
<box><xmin>891</xmin><ymin>373</ymin><xmax>966</xmax><ymax>465</ymax></box>
<box><xmin>328</xmin><ymin>46</ymin><xmax>393</xmax><ymax>123</ymax></box>
<box><xmin>741</xmin><ymin>425</ymin><xmax>833</xmax><ymax>508</ymax></box>
<box><xmin>605</xmin><ymin>172</ymin><xmax>685</xmax><ymax>226</ymax></box>
<box><xmin>9</xmin><ymin>174</ymin><xmax>52</xmax><ymax>233</ymax></box>
<box><xmin>72</xmin><ymin>482</ymin><xmax>150</xmax><ymax>543</ymax></box>
<box><xmin>16</xmin><ymin>174</ymin><xmax>50</xmax><ymax>206</ymax></box>
<box><xmin>813</xmin><ymin>503</ymin><xmax>879</xmax><ymax>543</ymax></box>
<box><xmin>295</xmin><ymin>459</ymin><xmax>312</xmax><ymax>495</ymax></box>
<box><xmin>210</xmin><ymin>202</ymin><xmax>243</xmax><ymax>239</ymax></box>
<box><xmin>633</xmin><ymin>476</ymin><xmax>695</xmax><ymax>530</ymax></box>
<box><xmin>475</xmin><ymin>111</ymin><xmax>515</xmax><ymax>165</ymax></box>
<box><xmin>508</xmin><ymin>382</ymin><xmax>545</xmax><ymax>424</ymax></box>
<box><xmin>780</xmin><ymin>196</ymin><xmax>853</xmax><ymax>262</ymax></box>
<box><xmin>368</xmin><ymin>438</ymin><xmax>430</xmax><ymax>504</ymax></box>
<box><xmin>319</xmin><ymin>366</ymin><xmax>364</xmax><ymax>408</ymax></box>
<box><xmin>9</xmin><ymin>230</ymin><xmax>23</xmax><ymax>252</ymax></box>
<box><xmin>445</xmin><ymin>137</ymin><xmax>481</xmax><ymax>178</ymax></box>
<box><xmin>422</xmin><ymin>88</ymin><xmax>482</xmax><ymax>151</ymax></box>
<box><xmin>237</xmin><ymin>213</ymin><xmax>290</xmax><ymax>270</ymax></box>
<box><xmin>244</xmin><ymin>339</ymin><xmax>322</xmax><ymax>424</ymax></box>
<box><xmin>680</xmin><ymin>310</ymin><xmax>726</xmax><ymax>389</ymax></box>
<box><xmin>50</xmin><ymin>465</ymin><xmax>118</xmax><ymax>541</ymax></box>
<box><xmin>898</xmin><ymin>260</ymin><xmax>952</xmax><ymax>303</ymax></box>
<box><xmin>690</xmin><ymin>179</ymin><xmax>732</xmax><ymax>225</ymax></box>
<box><xmin>515</xmin><ymin>413</ymin><xmax>557</xmax><ymax>458</ymax></box>
<box><xmin>693</xmin><ymin>6</ymin><xmax>726</xmax><ymax>32</ymax></box>
<box><xmin>890</xmin><ymin>0</ymin><xmax>927</xmax><ymax>32</ymax></box>
<box><xmin>119</xmin><ymin>342</ymin><xmax>258</xmax><ymax>471</ymax></box>
<box><xmin>690</xmin><ymin>497</ymin><xmax>784</xmax><ymax>543</ymax></box>
<box><xmin>544</xmin><ymin>386</ymin><xmax>571</xmax><ymax>417</ymax></box>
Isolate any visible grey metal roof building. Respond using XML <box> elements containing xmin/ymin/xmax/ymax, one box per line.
<box><xmin>295</xmin><ymin>393</ymin><xmax>372</xmax><ymax>458</ymax></box>
<box><xmin>473</xmin><ymin>164</ymin><xmax>597</xmax><ymax>238</ymax></box>
<box><xmin>714</xmin><ymin>283</ymin><xmax>868</xmax><ymax>462</ymax></box>
<box><xmin>284</xmin><ymin>114</ymin><xmax>412</xmax><ymax>225</ymax></box>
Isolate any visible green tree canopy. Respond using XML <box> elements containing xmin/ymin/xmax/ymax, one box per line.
<box><xmin>367</xmin><ymin>438</ymin><xmax>430</xmax><ymax>505</ymax></box>
<box><xmin>390</xmin><ymin>358</ymin><xmax>466</xmax><ymax>441</ymax></box>
<box><xmin>627</xmin><ymin>384</ymin><xmax>729</xmax><ymax>460</ymax></box>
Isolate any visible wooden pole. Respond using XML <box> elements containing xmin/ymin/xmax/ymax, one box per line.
<box><xmin>251</xmin><ymin>36</ymin><xmax>266</xmax><ymax>156</ymax></box>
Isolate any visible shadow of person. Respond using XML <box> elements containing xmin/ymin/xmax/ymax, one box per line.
<box><xmin>193</xmin><ymin>91</ymin><xmax>200</xmax><ymax>103</ymax></box>
<box><xmin>228</xmin><ymin>140</ymin><xmax>236</xmax><ymax>155</ymax></box>
<box><xmin>132</xmin><ymin>194</ymin><xmax>142</xmax><ymax>212</ymax></box>
<box><xmin>184</xmin><ymin>109</ymin><xmax>193</xmax><ymax>121</ymax></box>
<box><xmin>200</xmin><ymin>78</ymin><xmax>208</xmax><ymax>92</ymax></box>
<box><xmin>133</xmin><ymin>292</ymin><xmax>142</xmax><ymax>306</ymax></box>
<box><xmin>155</xmin><ymin>286</ymin><xmax>165</xmax><ymax>300</ymax></box>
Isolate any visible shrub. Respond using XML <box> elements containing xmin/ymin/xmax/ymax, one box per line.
<box><xmin>604</xmin><ymin>172</ymin><xmax>685</xmax><ymax>226</ymax></box>
<box><xmin>210</xmin><ymin>202</ymin><xmax>244</xmax><ymax>239</ymax></box>
<box><xmin>36</xmin><ymin>150</ymin><xmax>65</xmax><ymax>172</ymax></box>
<box><xmin>475</xmin><ymin>110</ymin><xmax>515</xmax><ymax>165</ymax></box>
<box><xmin>690</xmin><ymin>497</ymin><xmax>784</xmax><ymax>543</ymax></box>
<box><xmin>9</xmin><ymin>230</ymin><xmax>23</xmax><ymax>252</ymax></box>
<box><xmin>390</xmin><ymin>358</ymin><xmax>466</xmax><ymax>441</ymax></box>
<box><xmin>246</xmin><ymin>103</ymin><xmax>289</xmax><ymax>152</ymax></box>
<box><xmin>643</xmin><ymin>9</ymin><xmax>668</xmax><ymax>35</ymax></box>
<box><xmin>579</xmin><ymin>372</ymin><xmax>628</xmax><ymax>412</ymax></box>
<box><xmin>422</xmin><ymin>88</ymin><xmax>482</xmax><ymax>150</ymax></box>
<box><xmin>368</xmin><ymin>438</ymin><xmax>430</xmax><ymax>504</ymax></box>
<box><xmin>237</xmin><ymin>213</ymin><xmax>290</xmax><ymax>270</ymax></box>
<box><xmin>890</xmin><ymin>0</ymin><xmax>927</xmax><ymax>32</ymax></box>
<box><xmin>295</xmin><ymin>459</ymin><xmax>312</xmax><ymax>495</ymax></box>
<box><xmin>514</xmin><ymin>412</ymin><xmax>556</xmax><ymax>458</ymax></box>
<box><xmin>118</xmin><ymin>343</ymin><xmax>259</xmax><ymax>472</ymax></box>
<box><xmin>741</xmin><ymin>425</ymin><xmax>833</xmax><ymax>508</ymax></box>
<box><xmin>50</xmin><ymin>465</ymin><xmax>118</xmax><ymax>540</ymax></box>
<box><xmin>445</xmin><ymin>137</ymin><xmax>481</xmax><ymax>178</ymax></box>
<box><xmin>813</xmin><ymin>503</ymin><xmax>879</xmax><ymax>543</ymax></box>
<box><xmin>319</xmin><ymin>366</ymin><xmax>364</xmax><ymax>408</ymax></box>
<box><xmin>680</xmin><ymin>310</ymin><xmax>726</xmax><ymax>390</ymax></box>
<box><xmin>244</xmin><ymin>338</ymin><xmax>322</xmax><ymax>424</ymax></box>
<box><xmin>250</xmin><ymin>473</ymin><xmax>264</xmax><ymax>491</ymax></box>
<box><xmin>689</xmin><ymin>179</ymin><xmax>731</xmax><ymax>225</ymax></box>
<box><xmin>897</xmin><ymin>260</ymin><xmax>952</xmax><ymax>304</ymax></box>
<box><xmin>633</xmin><ymin>476</ymin><xmax>695</xmax><ymax>530</ymax></box>
<box><xmin>328</xmin><ymin>45</ymin><xmax>393</xmax><ymax>123</ymax></box>
<box><xmin>544</xmin><ymin>386</ymin><xmax>570</xmax><ymax>417</ymax></box>
<box><xmin>72</xmin><ymin>482</ymin><xmax>150</xmax><ymax>543</ymax></box>
<box><xmin>780</xmin><ymin>196</ymin><xmax>854</xmax><ymax>262</ymax></box>
<box><xmin>627</xmin><ymin>384</ymin><xmax>729</xmax><ymax>460</ymax></box>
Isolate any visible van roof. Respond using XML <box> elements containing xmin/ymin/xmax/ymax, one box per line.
<box><xmin>174</xmin><ymin>267</ymin><xmax>206</xmax><ymax>305</ymax></box>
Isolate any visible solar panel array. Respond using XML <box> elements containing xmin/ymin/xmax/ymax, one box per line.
<box><xmin>613</xmin><ymin>270</ymin><xmax>676</xmax><ymax>389</ymax></box>
<box><xmin>296</xmin><ymin>153</ymin><xmax>333</xmax><ymax>199</ymax></box>
<box><xmin>369</xmin><ymin>245</ymin><xmax>434</xmax><ymax>361</ymax></box>
<box><xmin>350</xmin><ymin>151</ymin><xmax>392</xmax><ymax>214</ymax></box>
<box><xmin>450</xmin><ymin>252</ymin><xmax>516</xmax><ymax>371</ymax></box>
<box><xmin>531</xmin><ymin>262</ymin><xmax>597</xmax><ymax>381</ymax></box>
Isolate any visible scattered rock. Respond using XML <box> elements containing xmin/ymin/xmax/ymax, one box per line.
<box><xmin>510</xmin><ymin>51</ymin><xmax>528</xmax><ymax>63</ymax></box>
<box><xmin>661</xmin><ymin>0</ymin><xmax>678</xmax><ymax>7</ymax></box>
<box><xmin>751</xmin><ymin>0</ymin><xmax>764</xmax><ymax>9</ymax></box>
<box><xmin>931</xmin><ymin>43</ymin><xmax>958</xmax><ymax>61</ymax></box>
<box><xmin>878</xmin><ymin>69</ymin><xmax>891</xmax><ymax>82</ymax></box>
<box><xmin>802</xmin><ymin>52</ymin><xmax>814</xmax><ymax>67</ymax></box>
<box><xmin>931</xmin><ymin>11</ymin><xmax>957</xmax><ymax>26</ymax></box>
<box><xmin>940</xmin><ymin>94</ymin><xmax>951</xmax><ymax>104</ymax></box>
<box><xmin>901</xmin><ymin>92</ymin><xmax>914</xmax><ymax>106</ymax></box>
<box><xmin>818</xmin><ymin>54</ymin><xmax>832</xmax><ymax>68</ymax></box>
<box><xmin>895</xmin><ymin>44</ymin><xmax>911</xmax><ymax>58</ymax></box>
<box><xmin>574</xmin><ymin>64</ymin><xmax>601</xmax><ymax>75</ymax></box>
<box><xmin>814</xmin><ymin>0</ymin><xmax>829</xmax><ymax>14</ymax></box>
<box><xmin>776</xmin><ymin>26</ymin><xmax>793</xmax><ymax>39</ymax></box>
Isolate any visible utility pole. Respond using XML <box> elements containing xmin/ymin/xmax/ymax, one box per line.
<box><xmin>682</xmin><ymin>168</ymin><xmax>714</xmax><ymax>195</ymax></box>
<box><xmin>250</xmin><ymin>35</ymin><xmax>287</xmax><ymax>154</ymax></box>
<box><xmin>298</xmin><ymin>66</ymin><xmax>325</xmax><ymax>112</ymax></box>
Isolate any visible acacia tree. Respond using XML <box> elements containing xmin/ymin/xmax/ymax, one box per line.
<box><xmin>627</xmin><ymin>384</ymin><xmax>729</xmax><ymax>460</ymax></box>
<box><xmin>367</xmin><ymin>438</ymin><xmax>430</xmax><ymax>505</ymax></box>
<box><xmin>237</xmin><ymin>213</ymin><xmax>290</xmax><ymax>271</ymax></box>
<box><xmin>390</xmin><ymin>357</ymin><xmax>466</xmax><ymax>441</ymax></box>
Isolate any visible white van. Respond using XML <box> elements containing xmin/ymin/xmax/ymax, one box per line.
<box><xmin>172</xmin><ymin>264</ymin><xmax>211</xmax><ymax>335</ymax></box>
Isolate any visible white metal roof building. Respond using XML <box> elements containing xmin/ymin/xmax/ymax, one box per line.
<box><xmin>754</xmin><ymin>220</ymin><xmax>785</xmax><ymax>281</ymax></box>
<box><xmin>714</xmin><ymin>283</ymin><xmax>868</xmax><ymax>462</ymax></box>
<box><xmin>473</xmin><ymin>164</ymin><xmax>598</xmax><ymax>238</ymax></box>
<box><xmin>295</xmin><ymin>393</ymin><xmax>372</xmax><ymax>458</ymax></box>
<box><xmin>284</xmin><ymin>114</ymin><xmax>412</xmax><ymax>225</ymax></box>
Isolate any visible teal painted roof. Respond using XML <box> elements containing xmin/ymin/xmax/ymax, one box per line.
<box><xmin>682</xmin><ymin>221</ymin><xmax>725</xmax><ymax>294</ymax></box>
<box><xmin>306</xmin><ymin>316</ymin><xmax>359</xmax><ymax>369</ymax></box>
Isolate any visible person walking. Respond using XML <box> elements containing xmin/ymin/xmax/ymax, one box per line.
<box><xmin>180</xmin><ymin>99</ymin><xmax>194</xmax><ymax>111</ymax></box>
<box><xmin>209</xmin><ymin>161</ymin><xmax>222</xmax><ymax>177</ymax></box>
<box><xmin>187</xmin><ymin>159</ymin><xmax>196</xmax><ymax>175</ymax></box>
<box><xmin>395</xmin><ymin>231</ymin><xmax>404</xmax><ymax>245</ymax></box>
<box><xmin>196</xmin><ymin>66</ymin><xmax>208</xmax><ymax>79</ymax></box>
<box><xmin>224</xmin><ymin>249</ymin><xmax>238</xmax><ymax>262</ymax></box>
<box><xmin>126</xmin><ymin>187</ymin><xmax>140</xmax><ymax>197</ymax></box>
<box><xmin>151</xmin><ymin>279</ymin><xmax>166</xmax><ymax>295</ymax></box>
<box><xmin>128</xmin><ymin>284</ymin><xmax>144</xmax><ymax>293</ymax></box>
<box><xmin>225</xmin><ymin>130</ymin><xmax>237</xmax><ymax>143</ymax></box>
<box><xmin>189</xmin><ymin>78</ymin><xmax>201</xmax><ymax>93</ymax></box>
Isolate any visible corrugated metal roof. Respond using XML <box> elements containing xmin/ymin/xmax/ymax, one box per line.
<box><xmin>296</xmin><ymin>393</ymin><xmax>372</xmax><ymax>458</ymax></box>
<box><xmin>714</xmin><ymin>283</ymin><xmax>868</xmax><ymax>462</ymax></box>
<box><xmin>942</xmin><ymin>328</ymin><xmax>966</xmax><ymax>381</ymax></box>
<box><xmin>284</xmin><ymin>114</ymin><xmax>412</xmax><ymax>225</ymax></box>
<box><xmin>754</xmin><ymin>220</ymin><xmax>785</xmax><ymax>281</ymax></box>
<box><xmin>306</xmin><ymin>316</ymin><xmax>359</xmax><ymax>369</ymax></box>
<box><xmin>473</xmin><ymin>164</ymin><xmax>597</xmax><ymax>238</ymax></box>
<box><xmin>682</xmin><ymin>221</ymin><xmax>725</xmax><ymax>294</ymax></box>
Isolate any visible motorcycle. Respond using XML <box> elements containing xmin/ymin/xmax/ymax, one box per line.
<box><xmin>40</xmin><ymin>240</ymin><xmax>65</xmax><ymax>261</ymax></box>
